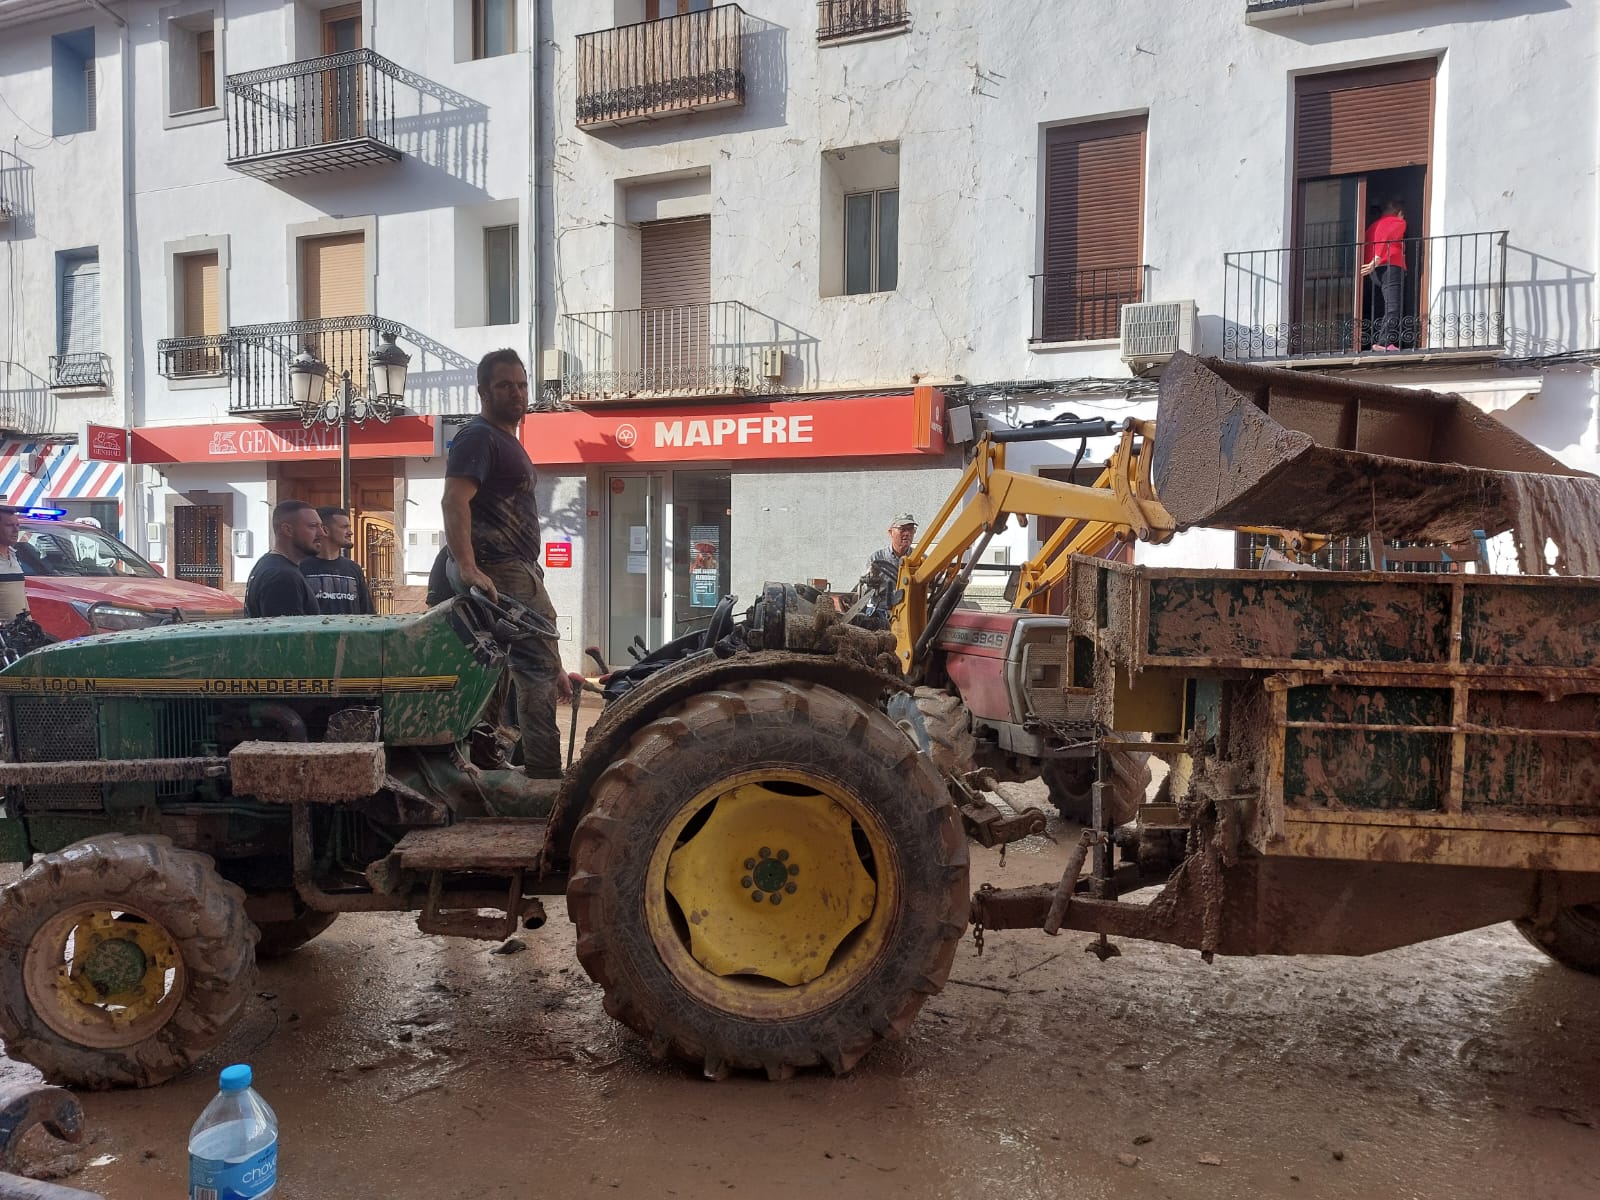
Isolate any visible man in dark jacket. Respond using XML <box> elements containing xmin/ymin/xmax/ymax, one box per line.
<box><xmin>245</xmin><ymin>499</ymin><xmax>322</xmax><ymax>618</ymax></box>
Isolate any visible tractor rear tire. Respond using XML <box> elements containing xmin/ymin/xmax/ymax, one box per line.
<box><xmin>912</xmin><ymin>686</ymin><xmax>977</xmax><ymax>777</ymax></box>
<box><xmin>567</xmin><ymin>678</ymin><xmax>969</xmax><ymax>1080</ymax></box>
<box><xmin>1516</xmin><ymin>906</ymin><xmax>1600</xmax><ymax>975</ymax></box>
<box><xmin>0</xmin><ymin>835</ymin><xmax>258</xmax><ymax>1089</ymax></box>
<box><xmin>255</xmin><ymin>907</ymin><xmax>339</xmax><ymax>960</ymax></box>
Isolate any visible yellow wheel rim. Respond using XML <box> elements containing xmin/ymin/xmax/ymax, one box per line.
<box><xmin>23</xmin><ymin>904</ymin><xmax>186</xmax><ymax>1049</ymax></box>
<box><xmin>645</xmin><ymin>769</ymin><xmax>899</xmax><ymax>1018</ymax></box>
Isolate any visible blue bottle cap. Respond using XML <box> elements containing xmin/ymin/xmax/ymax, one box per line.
<box><xmin>219</xmin><ymin>1064</ymin><xmax>253</xmax><ymax>1091</ymax></box>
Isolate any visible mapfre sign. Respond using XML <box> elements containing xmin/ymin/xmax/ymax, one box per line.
<box><xmin>524</xmin><ymin>388</ymin><xmax>946</xmax><ymax>466</ymax></box>
<box><xmin>131</xmin><ymin>416</ymin><xmax>437</xmax><ymax>464</ymax></box>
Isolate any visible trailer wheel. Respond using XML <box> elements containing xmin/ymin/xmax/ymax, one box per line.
<box><xmin>0</xmin><ymin>835</ymin><xmax>258</xmax><ymax>1089</ymax></box>
<box><xmin>567</xmin><ymin>679</ymin><xmax>969</xmax><ymax>1080</ymax></box>
<box><xmin>1517</xmin><ymin>905</ymin><xmax>1600</xmax><ymax>975</ymax></box>
<box><xmin>912</xmin><ymin>686</ymin><xmax>977</xmax><ymax>777</ymax></box>
<box><xmin>255</xmin><ymin>906</ymin><xmax>339</xmax><ymax>960</ymax></box>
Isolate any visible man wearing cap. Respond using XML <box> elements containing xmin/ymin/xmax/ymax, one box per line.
<box><xmin>863</xmin><ymin>513</ymin><xmax>917</xmax><ymax>614</ymax></box>
<box><xmin>0</xmin><ymin>503</ymin><xmax>26</xmax><ymax>622</ymax></box>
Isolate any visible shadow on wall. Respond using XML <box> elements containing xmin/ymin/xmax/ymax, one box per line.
<box><xmin>0</xmin><ymin>151</ymin><xmax>35</xmax><ymax>240</ymax></box>
<box><xmin>1501</xmin><ymin>247</ymin><xmax>1595</xmax><ymax>358</ymax></box>
<box><xmin>384</xmin><ymin>321</ymin><xmax>478</xmax><ymax>416</ymax></box>
<box><xmin>0</xmin><ymin>362</ymin><xmax>57</xmax><ymax>437</ymax></box>
<box><xmin>1494</xmin><ymin>367</ymin><xmax>1593</xmax><ymax>454</ymax></box>
<box><xmin>1251</xmin><ymin>0</ymin><xmax>1572</xmax><ymax>45</ymax></box>
<box><xmin>580</xmin><ymin>11</ymin><xmax>789</xmax><ymax>149</ymax></box>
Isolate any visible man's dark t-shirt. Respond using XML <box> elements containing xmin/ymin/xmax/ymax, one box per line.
<box><xmin>301</xmin><ymin>555</ymin><xmax>374</xmax><ymax>615</ymax></box>
<box><xmin>245</xmin><ymin>553</ymin><xmax>321</xmax><ymax>618</ymax></box>
<box><xmin>446</xmin><ymin>417</ymin><xmax>541</xmax><ymax>566</ymax></box>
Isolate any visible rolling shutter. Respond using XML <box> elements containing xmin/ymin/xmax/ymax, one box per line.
<box><xmin>59</xmin><ymin>254</ymin><xmax>100</xmax><ymax>357</ymax></box>
<box><xmin>181</xmin><ymin>252</ymin><xmax>221</xmax><ymax>337</ymax></box>
<box><xmin>641</xmin><ymin>216</ymin><xmax>711</xmax><ymax>308</ymax></box>
<box><xmin>640</xmin><ymin>217</ymin><xmax>711</xmax><ymax>390</ymax></box>
<box><xmin>1041</xmin><ymin>117</ymin><xmax>1145</xmax><ymax>340</ymax></box>
<box><xmin>1295</xmin><ymin>60</ymin><xmax>1435</xmax><ymax>178</ymax></box>
<box><xmin>301</xmin><ymin>232</ymin><xmax>366</xmax><ymax>320</ymax></box>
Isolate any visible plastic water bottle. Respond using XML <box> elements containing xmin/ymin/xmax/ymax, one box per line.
<box><xmin>188</xmin><ymin>1064</ymin><xmax>278</xmax><ymax>1200</ymax></box>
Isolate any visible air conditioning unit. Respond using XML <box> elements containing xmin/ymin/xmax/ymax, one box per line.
<box><xmin>1119</xmin><ymin>300</ymin><xmax>1197</xmax><ymax>367</ymax></box>
<box><xmin>540</xmin><ymin>348</ymin><xmax>567</xmax><ymax>385</ymax></box>
<box><xmin>758</xmin><ymin>348</ymin><xmax>785</xmax><ymax>381</ymax></box>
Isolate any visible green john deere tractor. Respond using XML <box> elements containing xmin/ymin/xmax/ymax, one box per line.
<box><xmin>0</xmin><ymin>589</ymin><xmax>969</xmax><ymax>1087</ymax></box>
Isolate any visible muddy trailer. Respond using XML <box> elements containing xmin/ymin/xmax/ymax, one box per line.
<box><xmin>971</xmin><ymin>557</ymin><xmax>1600</xmax><ymax>966</ymax></box>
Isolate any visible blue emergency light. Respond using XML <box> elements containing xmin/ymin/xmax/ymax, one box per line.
<box><xmin>22</xmin><ymin>508</ymin><xmax>67</xmax><ymax>520</ymax></box>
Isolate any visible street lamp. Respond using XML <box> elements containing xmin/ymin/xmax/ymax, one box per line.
<box><xmin>288</xmin><ymin>331</ymin><xmax>411</xmax><ymax>511</ymax></box>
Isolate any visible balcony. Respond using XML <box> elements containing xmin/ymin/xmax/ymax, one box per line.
<box><xmin>1029</xmin><ymin>265</ymin><xmax>1148</xmax><ymax>343</ymax></box>
<box><xmin>214</xmin><ymin>316</ymin><xmax>474</xmax><ymax>417</ymax></box>
<box><xmin>1246</xmin><ymin>0</ymin><xmax>1402</xmax><ymax>19</ymax></box>
<box><xmin>559</xmin><ymin>301</ymin><xmax>789</xmax><ymax>400</ymax></box>
<box><xmin>1222</xmin><ymin>230</ymin><xmax>1507</xmax><ymax>364</ymax></box>
<box><xmin>576</xmin><ymin>6</ymin><xmax>750</xmax><ymax>129</ymax></box>
<box><xmin>225</xmin><ymin>49</ymin><xmax>402</xmax><ymax>181</ymax></box>
<box><xmin>156</xmin><ymin>334</ymin><xmax>228</xmax><ymax>381</ymax></box>
<box><xmin>818</xmin><ymin>0</ymin><xmax>909</xmax><ymax>41</ymax></box>
<box><xmin>49</xmin><ymin>352</ymin><xmax>111</xmax><ymax>391</ymax></box>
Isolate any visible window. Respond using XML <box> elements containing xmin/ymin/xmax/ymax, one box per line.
<box><xmin>176</xmin><ymin>250</ymin><xmax>222</xmax><ymax>374</ymax></box>
<box><xmin>821</xmin><ymin>143</ymin><xmax>899</xmax><ymax>298</ymax></box>
<box><xmin>484</xmin><ymin>224</ymin><xmax>519</xmax><ymax>325</ymax></box>
<box><xmin>51</xmin><ymin>29</ymin><xmax>95</xmax><ymax>136</ymax></box>
<box><xmin>844</xmin><ymin>188</ymin><xmax>898</xmax><ymax>295</ymax></box>
<box><xmin>1036</xmin><ymin>116</ymin><xmax>1146</xmax><ymax>341</ymax></box>
<box><xmin>168</xmin><ymin>13</ymin><xmax>219</xmax><ymax>115</ymax></box>
<box><xmin>58</xmin><ymin>250</ymin><xmax>100</xmax><ymax>358</ymax></box>
<box><xmin>472</xmin><ymin>0</ymin><xmax>515</xmax><ymax>57</ymax></box>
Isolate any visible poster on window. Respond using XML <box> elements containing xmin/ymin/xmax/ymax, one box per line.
<box><xmin>689</xmin><ymin>524</ymin><xmax>721</xmax><ymax>608</ymax></box>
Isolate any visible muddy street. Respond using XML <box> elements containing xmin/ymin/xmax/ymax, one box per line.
<box><xmin>5</xmin><ymin>802</ymin><xmax>1600</xmax><ymax>1200</ymax></box>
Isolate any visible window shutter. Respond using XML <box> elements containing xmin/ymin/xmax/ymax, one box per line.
<box><xmin>640</xmin><ymin>216</ymin><xmax>711</xmax><ymax>308</ymax></box>
<box><xmin>1041</xmin><ymin>117</ymin><xmax>1145</xmax><ymax>340</ymax></box>
<box><xmin>181</xmin><ymin>252</ymin><xmax>221</xmax><ymax>337</ymax></box>
<box><xmin>83</xmin><ymin>59</ymin><xmax>96</xmax><ymax>131</ymax></box>
<box><xmin>59</xmin><ymin>255</ymin><xmax>101</xmax><ymax>356</ymax></box>
<box><xmin>1295</xmin><ymin>60</ymin><xmax>1435</xmax><ymax>178</ymax></box>
<box><xmin>301</xmin><ymin>233</ymin><xmax>367</xmax><ymax>320</ymax></box>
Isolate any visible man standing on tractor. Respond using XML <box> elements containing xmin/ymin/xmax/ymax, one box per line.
<box><xmin>245</xmin><ymin>499</ymin><xmax>322</xmax><ymax>618</ymax></box>
<box><xmin>302</xmin><ymin>506</ymin><xmax>375</xmax><ymax>615</ymax></box>
<box><xmin>862</xmin><ymin>513</ymin><xmax>917</xmax><ymax>613</ymax></box>
<box><xmin>442</xmin><ymin>349</ymin><xmax>570</xmax><ymax>778</ymax></box>
<box><xmin>0</xmin><ymin>503</ymin><xmax>26</xmax><ymax>622</ymax></box>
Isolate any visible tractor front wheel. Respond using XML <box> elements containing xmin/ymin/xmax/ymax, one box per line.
<box><xmin>0</xmin><ymin>835</ymin><xmax>257</xmax><ymax>1089</ymax></box>
<box><xmin>567</xmin><ymin>679</ymin><xmax>969</xmax><ymax>1079</ymax></box>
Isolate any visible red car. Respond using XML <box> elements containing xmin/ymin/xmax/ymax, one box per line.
<box><xmin>16</xmin><ymin>516</ymin><xmax>243</xmax><ymax>640</ymax></box>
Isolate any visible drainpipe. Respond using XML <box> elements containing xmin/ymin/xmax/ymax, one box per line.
<box><xmin>87</xmin><ymin>0</ymin><xmax>137</xmax><ymax>540</ymax></box>
<box><xmin>526</xmin><ymin>0</ymin><xmax>541</xmax><ymax>391</ymax></box>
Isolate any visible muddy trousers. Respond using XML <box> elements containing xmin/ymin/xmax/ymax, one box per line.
<box><xmin>455</xmin><ymin>557</ymin><xmax>564</xmax><ymax>777</ymax></box>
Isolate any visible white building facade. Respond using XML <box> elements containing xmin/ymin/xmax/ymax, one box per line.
<box><xmin>1</xmin><ymin>0</ymin><xmax>1597</xmax><ymax>671</ymax></box>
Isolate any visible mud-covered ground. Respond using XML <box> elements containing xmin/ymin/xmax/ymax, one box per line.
<box><xmin>5</xmin><ymin>794</ymin><xmax>1600</xmax><ymax>1200</ymax></box>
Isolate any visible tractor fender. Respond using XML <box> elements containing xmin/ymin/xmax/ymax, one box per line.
<box><xmin>541</xmin><ymin>649</ymin><xmax>905</xmax><ymax>876</ymax></box>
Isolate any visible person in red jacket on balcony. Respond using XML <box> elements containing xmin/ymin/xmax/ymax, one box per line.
<box><xmin>1361</xmin><ymin>199</ymin><xmax>1408</xmax><ymax>351</ymax></box>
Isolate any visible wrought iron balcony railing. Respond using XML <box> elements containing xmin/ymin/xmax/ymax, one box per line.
<box><xmin>219</xmin><ymin>315</ymin><xmax>475</xmax><ymax>417</ymax></box>
<box><xmin>1222</xmin><ymin>230</ymin><xmax>1507</xmax><ymax>362</ymax></box>
<box><xmin>156</xmin><ymin>334</ymin><xmax>229</xmax><ymax>380</ymax></box>
<box><xmin>225</xmin><ymin>48</ymin><xmax>402</xmax><ymax>181</ymax></box>
<box><xmin>818</xmin><ymin>0</ymin><xmax>909</xmax><ymax>40</ymax></box>
<box><xmin>49</xmin><ymin>352</ymin><xmax>111</xmax><ymax>390</ymax></box>
<box><xmin>559</xmin><ymin>301</ymin><xmax>785</xmax><ymax>399</ymax></box>
<box><xmin>576</xmin><ymin>6</ymin><xmax>750</xmax><ymax>129</ymax></box>
<box><xmin>1029</xmin><ymin>265</ymin><xmax>1148</xmax><ymax>343</ymax></box>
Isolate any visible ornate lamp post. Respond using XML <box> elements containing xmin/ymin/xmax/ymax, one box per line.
<box><xmin>288</xmin><ymin>331</ymin><xmax>411</xmax><ymax>511</ymax></box>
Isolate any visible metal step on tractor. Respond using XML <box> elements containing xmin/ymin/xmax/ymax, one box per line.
<box><xmin>4</xmin><ymin>352</ymin><xmax>1600</xmax><ymax>1089</ymax></box>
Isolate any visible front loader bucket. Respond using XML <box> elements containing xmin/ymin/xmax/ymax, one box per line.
<box><xmin>1150</xmin><ymin>352</ymin><xmax>1600</xmax><ymax>571</ymax></box>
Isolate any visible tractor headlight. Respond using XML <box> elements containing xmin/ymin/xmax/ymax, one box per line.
<box><xmin>69</xmin><ymin>601</ymin><xmax>174</xmax><ymax>633</ymax></box>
